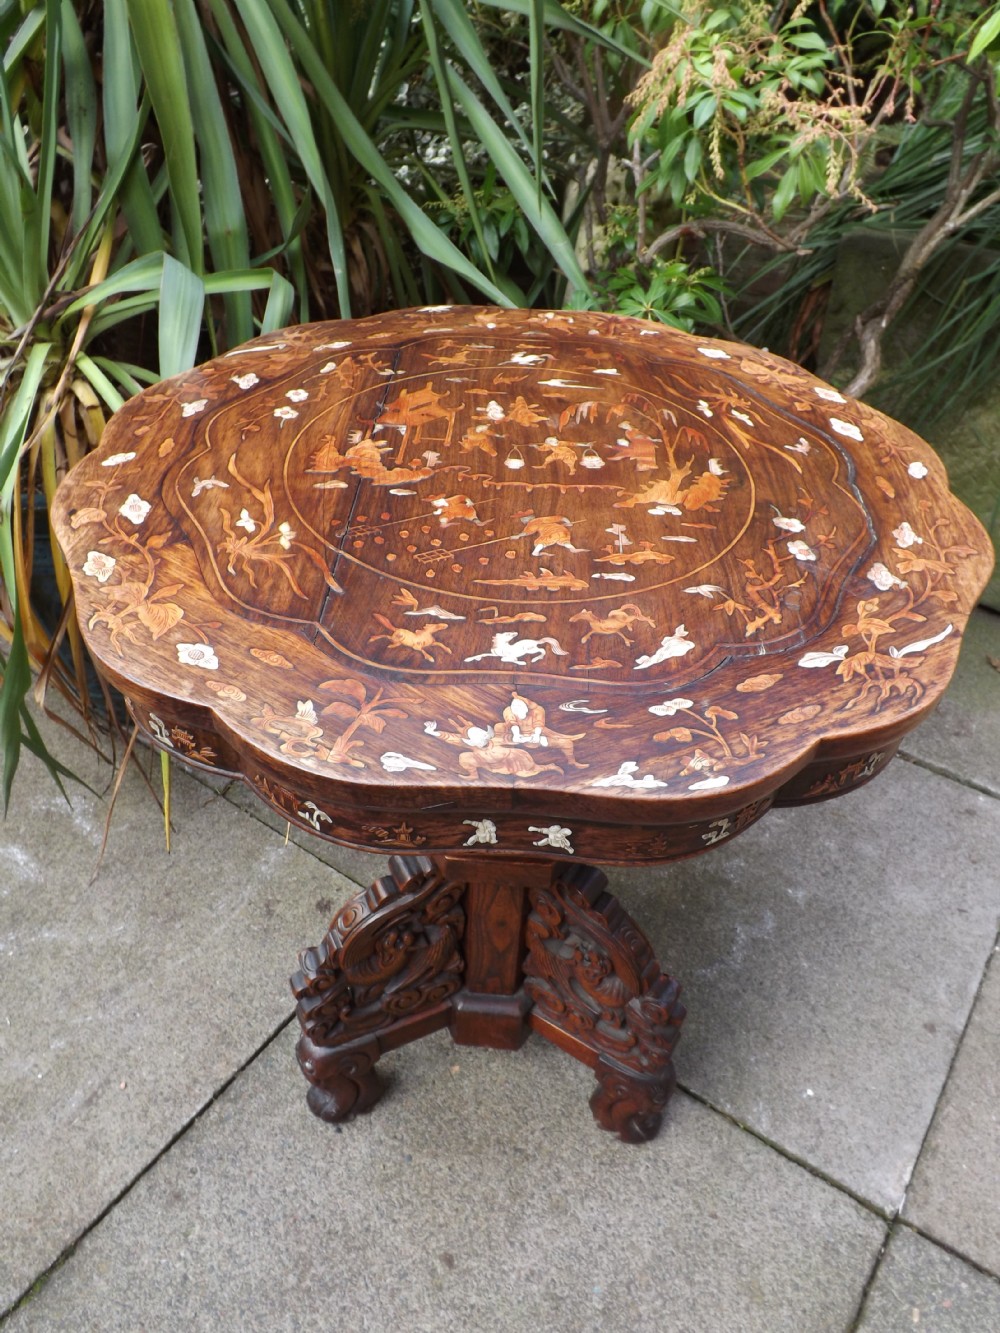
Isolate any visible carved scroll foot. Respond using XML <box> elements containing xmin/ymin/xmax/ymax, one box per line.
<box><xmin>524</xmin><ymin>863</ymin><xmax>686</xmax><ymax>1143</ymax></box>
<box><xmin>290</xmin><ymin>855</ymin><xmax>465</xmax><ymax>1124</ymax></box>
<box><xmin>298</xmin><ymin>1039</ymin><xmax>384</xmax><ymax>1124</ymax></box>
<box><xmin>590</xmin><ymin>1059</ymin><xmax>676</xmax><ymax>1144</ymax></box>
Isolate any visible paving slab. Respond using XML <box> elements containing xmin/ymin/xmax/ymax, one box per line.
<box><xmin>196</xmin><ymin>768</ymin><xmax>389</xmax><ymax>888</ymax></box>
<box><xmin>0</xmin><ymin>722</ymin><xmax>355</xmax><ymax>1315</ymax></box>
<box><xmin>900</xmin><ymin>607</ymin><xmax>1000</xmax><ymax>798</ymax></box>
<box><xmin>603</xmin><ymin>759</ymin><xmax>1000</xmax><ymax>1213</ymax></box>
<box><xmin>857</xmin><ymin>1225</ymin><xmax>1000</xmax><ymax>1331</ymax></box>
<box><xmin>903</xmin><ymin>945</ymin><xmax>1000</xmax><ymax>1276</ymax></box>
<box><xmin>5</xmin><ymin>1023</ymin><xmax>884</xmax><ymax>1333</ymax></box>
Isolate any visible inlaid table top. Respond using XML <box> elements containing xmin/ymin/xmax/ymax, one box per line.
<box><xmin>51</xmin><ymin>306</ymin><xmax>991</xmax><ymax>862</ymax></box>
<box><xmin>51</xmin><ymin>306</ymin><xmax>993</xmax><ymax>1144</ymax></box>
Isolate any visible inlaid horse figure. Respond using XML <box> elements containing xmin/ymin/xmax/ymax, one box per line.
<box><xmin>569</xmin><ymin>604</ymin><xmax>657</xmax><ymax>646</ymax></box>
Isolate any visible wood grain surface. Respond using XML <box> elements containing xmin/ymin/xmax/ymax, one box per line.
<box><xmin>51</xmin><ymin>306</ymin><xmax>993</xmax><ymax>864</ymax></box>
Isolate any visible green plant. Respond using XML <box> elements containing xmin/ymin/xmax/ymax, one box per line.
<box><xmin>621</xmin><ymin>1</ymin><xmax>1000</xmax><ymax>399</ymax></box>
<box><xmin>0</xmin><ymin>0</ymin><xmax>647</xmax><ymax>809</ymax></box>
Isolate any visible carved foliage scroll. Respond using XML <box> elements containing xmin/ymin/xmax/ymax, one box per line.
<box><xmin>292</xmin><ymin>854</ymin><xmax>465</xmax><ymax>1049</ymax></box>
<box><xmin>523</xmin><ymin>863</ymin><xmax>685</xmax><ymax>1080</ymax></box>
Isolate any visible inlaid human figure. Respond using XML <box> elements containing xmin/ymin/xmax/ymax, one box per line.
<box><xmin>611</xmin><ymin>421</ymin><xmax>659</xmax><ymax>471</ymax></box>
<box><xmin>459</xmin><ymin>398</ymin><xmax>506</xmax><ymax>457</ymax></box>
<box><xmin>520</xmin><ymin>513</ymin><xmax>588</xmax><ymax>556</ymax></box>
<box><xmin>423</xmin><ymin>720</ymin><xmax>563</xmax><ymax>780</ymax></box>
<box><xmin>310</xmin><ymin>432</ymin><xmax>436</xmax><ymax>485</ymax></box>
<box><xmin>429</xmin><ymin>493</ymin><xmax>483</xmax><ymax>527</ymax></box>
<box><xmin>496</xmin><ymin>693</ymin><xmax>588</xmax><ymax>769</ymax></box>
<box><xmin>533</xmin><ymin>437</ymin><xmax>581</xmax><ymax>474</ymax></box>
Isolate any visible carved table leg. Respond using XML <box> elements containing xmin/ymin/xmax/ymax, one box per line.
<box><xmin>523</xmin><ymin>863</ymin><xmax>686</xmax><ymax>1144</ymax></box>
<box><xmin>292</xmin><ymin>852</ymin><xmax>685</xmax><ymax>1143</ymax></box>
<box><xmin>290</xmin><ymin>855</ymin><xmax>465</xmax><ymax>1125</ymax></box>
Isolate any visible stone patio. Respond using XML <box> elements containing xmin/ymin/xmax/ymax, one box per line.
<box><xmin>2</xmin><ymin>609</ymin><xmax>999</xmax><ymax>1331</ymax></box>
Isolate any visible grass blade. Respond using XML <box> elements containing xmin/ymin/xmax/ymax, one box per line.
<box><xmin>449</xmin><ymin>66</ymin><xmax>590</xmax><ymax>298</ymax></box>
<box><xmin>60</xmin><ymin>253</ymin><xmax>164</xmax><ymax>318</ymax></box>
<box><xmin>204</xmin><ymin>0</ymin><xmax>310</xmax><ymax>318</ymax></box>
<box><xmin>103</xmin><ymin>0</ymin><xmax>164</xmax><ymax>255</ymax></box>
<box><xmin>429</xmin><ymin>0</ymin><xmax>538</xmax><ymax>167</ymax></box>
<box><xmin>0</xmin><ymin>619</ymin><xmax>32</xmax><ymax>811</ymax></box>
<box><xmin>125</xmin><ymin>0</ymin><xmax>202</xmax><ymax>270</ymax></box>
<box><xmin>263</xmin><ymin>0</ymin><xmax>515</xmax><ymax>306</ymax></box>
<box><xmin>174</xmin><ymin>0</ymin><xmax>252</xmax><ymax>344</ymax></box>
<box><xmin>419</xmin><ymin>0</ymin><xmax>496</xmax><ymax>282</ymax></box>
<box><xmin>59</xmin><ymin>0</ymin><xmax>96</xmax><ymax>234</ymax></box>
<box><xmin>75</xmin><ymin>353</ymin><xmax>126</xmax><ymax>413</ymax></box>
<box><xmin>29</xmin><ymin>0</ymin><xmax>61</xmax><ymax>296</ymax></box>
<box><xmin>478</xmin><ymin>0</ymin><xmax>647</xmax><ymax>65</ymax></box>
<box><xmin>261</xmin><ymin>271</ymin><xmax>295</xmax><ymax>333</ymax></box>
<box><xmin>231</xmin><ymin>0</ymin><xmax>351</xmax><ymax>316</ymax></box>
<box><xmin>158</xmin><ymin>254</ymin><xmax>205</xmax><ymax>378</ymax></box>
<box><xmin>529</xmin><ymin>0</ymin><xmax>544</xmax><ymax>207</ymax></box>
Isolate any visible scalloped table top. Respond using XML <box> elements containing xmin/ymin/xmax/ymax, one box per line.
<box><xmin>52</xmin><ymin>306</ymin><xmax>992</xmax><ymax>864</ymax></box>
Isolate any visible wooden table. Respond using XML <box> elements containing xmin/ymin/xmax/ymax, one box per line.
<box><xmin>52</xmin><ymin>307</ymin><xmax>992</xmax><ymax>1143</ymax></box>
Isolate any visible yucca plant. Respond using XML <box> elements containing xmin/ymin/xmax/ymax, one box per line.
<box><xmin>0</xmin><ymin>0</ymin><xmax>646</xmax><ymax>809</ymax></box>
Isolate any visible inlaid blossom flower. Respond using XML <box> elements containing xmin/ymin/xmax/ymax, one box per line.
<box><xmin>813</xmin><ymin>386</ymin><xmax>846</xmax><ymax>403</ymax></box>
<box><xmin>118</xmin><ymin>493</ymin><xmax>151</xmax><ymax>525</ymax></box>
<box><xmin>907</xmin><ymin>461</ymin><xmax>929</xmax><ymax>479</ymax></box>
<box><xmin>274</xmin><ymin>405</ymin><xmax>298</xmax><ymax>424</ymax></box>
<box><xmin>181</xmin><ymin>399</ymin><xmax>207</xmax><ymax>417</ymax></box>
<box><xmin>648</xmin><ymin>698</ymin><xmax>694</xmax><ymax>717</ymax></box>
<box><xmin>696</xmin><ymin>399</ymin><xmax>713</xmax><ymax>418</ymax></box>
<box><xmin>319</xmin><ymin>361</ymin><xmax>337</xmax><ymax>374</ymax></box>
<box><xmin>295</xmin><ymin>700</ymin><xmax>318</xmax><ymax>724</ymax></box>
<box><xmin>176</xmin><ymin>642</ymin><xmax>219</xmax><ymax>670</ymax></box>
<box><xmin>731</xmin><ymin>409</ymin><xmax>755</xmax><ymax>427</ymax></box>
<box><xmin>697</xmin><ymin>346</ymin><xmax>730</xmax><ymax>359</ymax></box>
<box><xmin>286</xmin><ymin>388</ymin><xmax>309</xmax><ymax>402</ymax></box>
<box><xmin>82</xmin><ymin>551</ymin><xmax>116</xmax><ymax>582</ymax></box>
<box><xmin>278</xmin><ymin>521</ymin><xmax>295</xmax><ymax>549</ymax></box>
<box><xmin>772</xmin><ymin>513</ymin><xmax>806</xmax><ymax>533</ymax></box>
<box><xmin>867</xmin><ymin>562</ymin><xmax>907</xmax><ymax>591</ymax></box>
<box><xmin>893</xmin><ymin>521</ymin><xmax>922</xmax><ymax>548</ymax></box>
<box><xmin>101</xmin><ymin>451</ymin><xmax>136</xmax><ymax>467</ymax></box>
<box><xmin>786</xmin><ymin>438</ymin><xmax>811</xmax><ymax>455</ymax></box>
<box><xmin>829</xmin><ymin>417</ymin><xmax>863</xmax><ymax>441</ymax></box>
<box><xmin>236</xmin><ymin>508</ymin><xmax>256</xmax><ymax>533</ymax></box>
<box><xmin>787</xmin><ymin>539</ymin><xmax>817</xmax><ymax>562</ymax></box>
<box><xmin>231</xmin><ymin>372</ymin><xmax>259</xmax><ymax>390</ymax></box>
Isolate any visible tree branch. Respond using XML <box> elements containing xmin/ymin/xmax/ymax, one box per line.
<box><xmin>644</xmin><ymin>217</ymin><xmax>809</xmax><ymax>261</ymax></box>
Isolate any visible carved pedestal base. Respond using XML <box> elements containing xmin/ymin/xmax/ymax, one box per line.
<box><xmin>291</xmin><ymin>853</ymin><xmax>685</xmax><ymax>1142</ymax></box>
